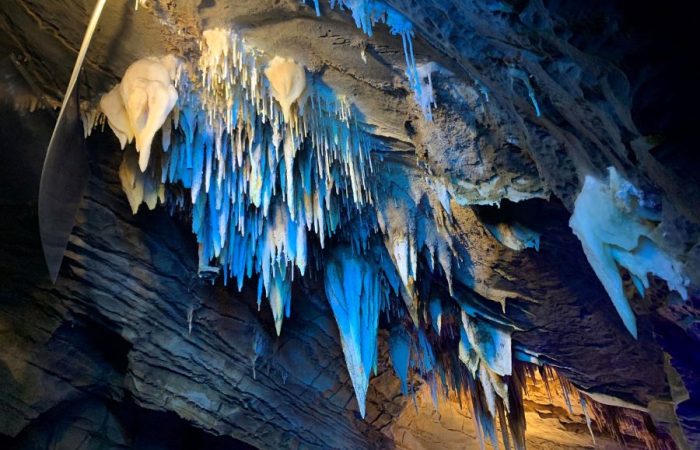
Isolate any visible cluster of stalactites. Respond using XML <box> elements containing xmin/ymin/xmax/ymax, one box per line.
<box><xmin>93</xmin><ymin>25</ymin><xmax>544</xmax><ymax>445</ymax></box>
<box><xmin>96</xmin><ymin>30</ymin><xmax>469</xmax><ymax>422</ymax></box>
<box><xmin>319</xmin><ymin>236</ymin><xmax>520</xmax><ymax>430</ymax></box>
<box><xmin>382</xmin><ymin>291</ymin><xmax>531</xmax><ymax>450</ymax></box>
<box><xmin>458</xmin><ymin>312</ymin><xmax>520</xmax><ymax>448</ymax></box>
<box><xmin>374</xmin><ymin>163</ymin><xmax>458</xmax><ymax>322</ymax></box>
<box><xmin>316</xmin><ymin>222</ymin><xmax>521</xmax><ymax>438</ymax></box>
<box><xmin>146</xmin><ymin>28</ymin><xmax>373</xmax><ymax>335</ymax></box>
<box><xmin>384</xmin><ymin>312</ymin><xmax>656</xmax><ymax>450</ymax></box>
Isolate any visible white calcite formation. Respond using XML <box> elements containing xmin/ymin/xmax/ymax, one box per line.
<box><xmin>570</xmin><ymin>167</ymin><xmax>688</xmax><ymax>338</ymax></box>
<box><xmin>264</xmin><ymin>56</ymin><xmax>306</xmax><ymax>124</ymax></box>
<box><xmin>99</xmin><ymin>86</ymin><xmax>132</xmax><ymax>149</ymax></box>
<box><xmin>101</xmin><ymin>56</ymin><xmax>179</xmax><ymax>172</ymax></box>
<box><xmin>462</xmin><ymin>313</ymin><xmax>512</xmax><ymax>377</ymax></box>
<box><xmin>415</xmin><ymin>62</ymin><xmax>442</xmax><ymax>120</ymax></box>
<box><xmin>264</xmin><ymin>56</ymin><xmax>307</xmax><ymax>216</ymax></box>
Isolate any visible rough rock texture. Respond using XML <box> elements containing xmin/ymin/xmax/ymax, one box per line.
<box><xmin>1</xmin><ymin>0</ymin><xmax>699</xmax><ymax>448</ymax></box>
<box><xmin>1</xmin><ymin>127</ymin><xmax>394</xmax><ymax>448</ymax></box>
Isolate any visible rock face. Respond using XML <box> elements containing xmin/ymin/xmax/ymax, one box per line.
<box><xmin>1</xmin><ymin>128</ymin><xmax>395</xmax><ymax>449</ymax></box>
<box><xmin>0</xmin><ymin>0</ymin><xmax>699</xmax><ymax>449</ymax></box>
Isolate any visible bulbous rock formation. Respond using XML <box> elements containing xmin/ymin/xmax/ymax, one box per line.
<box><xmin>102</xmin><ymin>56</ymin><xmax>179</xmax><ymax>172</ymax></box>
<box><xmin>264</xmin><ymin>56</ymin><xmax>307</xmax><ymax>125</ymax></box>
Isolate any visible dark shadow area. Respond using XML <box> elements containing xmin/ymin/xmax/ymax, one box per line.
<box><xmin>4</xmin><ymin>395</ymin><xmax>257</xmax><ymax>450</ymax></box>
<box><xmin>0</xmin><ymin>103</ymin><xmax>53</xmax><ymax>204</ymax></box>
<box><xmin>547</xmin><ymin>0</ymin><xmax>700</xmax><ymax>186</ymax></box>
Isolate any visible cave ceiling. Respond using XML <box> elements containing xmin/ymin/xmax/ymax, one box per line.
<box><xmin>1</xmin><ymin>0</ymin><xmax>699</xmax><ymax>449</ymax></box>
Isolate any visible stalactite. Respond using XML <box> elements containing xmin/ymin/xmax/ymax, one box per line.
<box><xmin>323</xmin><ymin>246</ymin><xmax>383</xmax><ymax>418</ymax></box>
<box><xmin>570</xmin><ymin>167</ymin><xmax>689</xmax><ymax>337</ymax></box>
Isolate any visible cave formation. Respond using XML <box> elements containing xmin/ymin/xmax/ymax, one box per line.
<box><xmin>1</xmin><ymin>1</ymin><xmax>699</xmax><ymax>449</ymax></box>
